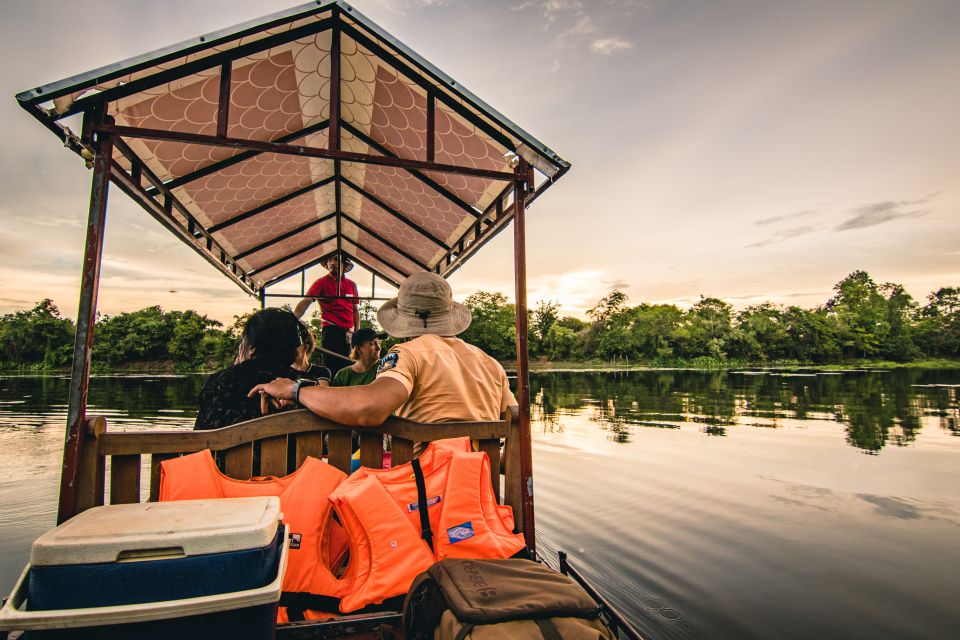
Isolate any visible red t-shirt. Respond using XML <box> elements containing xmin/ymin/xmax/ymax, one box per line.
<box><xmin>306</xmin><ymin>275</ymin><xmax>358</xmax><ymax>329</ymax></box>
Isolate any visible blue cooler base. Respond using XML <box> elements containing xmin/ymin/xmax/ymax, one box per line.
<box><xmin>22</xmin><ymin>600</ymin><xmax>279</xmax><ymax>640</ymax></box>
<box><xmin>27</xmin><ymin>526</ymin><xmax>283</xmax><ymax>610</ymax></box>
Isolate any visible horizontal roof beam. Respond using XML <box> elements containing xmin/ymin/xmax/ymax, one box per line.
<box><xmin>96</xmin><ymin>124</ymin><xmax>516</xmax><ymax>181</ymax></box>
<box><xmin>340</xmin><ymin>22</ymin><xmax>515</xmax><ymax>152</ymax></box>
<box><xmin>108</xmin><ymin>161</ymin><xmax>255</xmax><ymax>295</ymax></box>
<box><xmin>34</xmin><ymin>16</ymin><xmax>336</xmax><ymax>119</ymax></box>
<box><xmin>208</xmin><ymin>175</ymin><xmax>336</xmax><ymax>234</ymax></box>
<box><xmin>234</xmin><ymin>212</ymin><xmax>337</xmax><ymax>261</ymax></box>
<box><xmin>340</xmin><ymin>241</ymin><xmax>405</xmax><ymax>288</ymax></box>
<box><xmin>146</xmin><ymin>119</ymin><xmax>331</xmax><ymax>197</ymax></box>
<box><xmin>340</xmin><ymin>176</ymin><xmax>448</xmax><ymax>249</ymax></box>
<box><xmin>263</xmin><ymin>239</ymin><xmax>403</xmax><ymax>290</ymax></box>
<box><xmin>340</xmin><ymin>212</ymin><xmax>430</xmax><ymax>271</ymax></box>
<box><xmin>248</xmin><ymin>232</ymin><xmax>337</xmax><ymax>277</ymax></box>
<box><xmin>342</xmin><ymin>120</ymin><xmax>479</xmax><ymax>218</ymax></box>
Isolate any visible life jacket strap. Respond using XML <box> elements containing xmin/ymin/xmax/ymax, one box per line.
<box><xmin>411</xmin><ymin>458</ymin><xmax>434</xmax><ymax>552</ymax></box>
<box><xmin>279</xmin><ymin>591</ymin><xmax>342</xmax><ymax>620</ymax></box>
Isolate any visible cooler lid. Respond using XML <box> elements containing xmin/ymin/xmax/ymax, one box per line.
<box><xmin>31</xmin><ymin>497</ymin><xmax>281</xmax><ymax>566</ymax></box>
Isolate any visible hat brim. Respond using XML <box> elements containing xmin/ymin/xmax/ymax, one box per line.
<box><xmin>377</xmin><ymin>298</ymin><xmax>472</xmax><ymax>338</ymax></box>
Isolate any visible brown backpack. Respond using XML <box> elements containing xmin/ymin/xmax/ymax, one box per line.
<box><xmin>402</xmin><ymin>558</ymin><xmax>617</xmax><ymax>640</ymax></box>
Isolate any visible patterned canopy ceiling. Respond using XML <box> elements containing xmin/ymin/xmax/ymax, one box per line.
<box><xmin>17</xmin><ymin>1</ymin><xmax>569</xmax><ymax>294</ymax></box>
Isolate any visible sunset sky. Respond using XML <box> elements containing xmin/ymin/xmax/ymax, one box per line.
<box><xmin>1</xmin><ymin>0</ymin><xmax>957</xmax><ymax>324</ymax></box>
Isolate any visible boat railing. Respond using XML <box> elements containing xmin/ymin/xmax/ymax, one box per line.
<box><xmin>65</xmin><ymin>408</ymin><xmax>521</xmax><ymax>525</ymax></box>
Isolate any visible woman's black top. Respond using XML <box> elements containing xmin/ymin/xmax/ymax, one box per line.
<box><xmin>194</xmin><ymin>359</ymin><xmax>331</xmax><ymax>430</ymax></box>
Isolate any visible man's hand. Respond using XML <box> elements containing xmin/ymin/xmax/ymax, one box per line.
<box><xmin>248</xmin><ymin>377</ymin><xmax>295</xmax><ymax>402</ymax></box>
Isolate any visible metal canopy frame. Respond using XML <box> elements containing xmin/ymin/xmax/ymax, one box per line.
<box><xmin>18</xmin><ymin>0</ymin><xmax>567</xmax><ymax>554</ymax></box>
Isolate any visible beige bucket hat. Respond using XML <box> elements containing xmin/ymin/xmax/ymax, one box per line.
<box><xmin>377</xmin><ymin>272</ymin><xmax>472</xmax><ymax>338</ymax></box>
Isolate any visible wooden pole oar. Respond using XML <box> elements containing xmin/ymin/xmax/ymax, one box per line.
<box><xmin>315</xmin><ymin>345</ymin><xmax>357</xmax><ymax>364</ymax></box>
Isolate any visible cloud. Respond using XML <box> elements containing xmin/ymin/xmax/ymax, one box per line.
<box><xmin>512</xmin><ymin>0</ymin><xmax>600</xmax><ymax>47</ymax></box>
<box><xmin>745</xmin><ymin>225</ymin><xmax>819</xmax><ymax>248</ymax></box>
<box><xmin>602</xmin><ymin>280</ymin><xmax>630</xmax><ymax>290</ymax></box>
<box><xmin>754</xmin><ymin>208</ymin><xmax>822</xmax><ymax>227</ymax></box>
<box><xmin>0</xmin><ymin>297</ymin><xmax>33</xmax><ymax>307</ymax></box>
<box><xmin>590</xmin><ymin>37</ymin><xmax>634</xmax><ymax>55</ymax></box>
<box><xmin>836</xmin><ymin>195</ymin><xmax>936</xmax><ymax>231</ymax></box>
<box><xmin>722</xmin><ymin>290</ymin><xmax>826</xmax><ymax>302</ymax></box>
<box><xmin>747</xmin><ymin>192</ymin><xmax>939</xmax><ymax>247</ymax></box>
<box><xmin>359</xmin><ymin>0</ymin><xmax>449</xmax><ymax>16</ymax></box>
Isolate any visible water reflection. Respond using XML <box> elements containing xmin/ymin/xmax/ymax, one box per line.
<box><xmin>2</xmin><ymin>370</ymin><xmax>960</xmax><ymax>639</ymax></box>
<box><xmin>530</xmin><ymin>368</ymin><xmax>960</xmax><ymax>453</ymax></box>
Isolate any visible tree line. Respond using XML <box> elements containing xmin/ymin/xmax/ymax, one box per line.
<box><xmin>461</xmin><ymin>270</ymin><xmax>960</xmax><ymax>365</ymax></box>
<box><xmin>1</xmin><ymin>271</ymin><xmax>958</xmax><ymax>371</ymax></box>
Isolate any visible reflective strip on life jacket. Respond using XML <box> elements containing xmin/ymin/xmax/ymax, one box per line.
<box><xmin>330</xmin><ymin>438</ymin><xmax>526</xmax><ymax>613</ymax></box>
<box><xmin>159</xmin><ymin>450</ymin><xmax>348</xmax><ymax>621</ymax></box>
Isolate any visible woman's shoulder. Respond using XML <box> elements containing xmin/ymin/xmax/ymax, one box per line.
<box><xmin>301</xmin><ymin>364</ymin><xmax>332</xmax><ymax>382</ymax></box>
<box><xmin>204</xmin><ymin>360</ymin><xmax>280</xmax><ymax>391</ymax></box>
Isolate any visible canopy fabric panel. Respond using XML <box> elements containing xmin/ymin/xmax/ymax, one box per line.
<box><xmin>17</xmin><ymin>0</ymin><xmax>569</xmax><ymax>295</ymax></box>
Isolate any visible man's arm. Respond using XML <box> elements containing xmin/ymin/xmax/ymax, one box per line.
<box><xmin>353</xmin><ymin>303</ymin><xmax>360</xmax><ymax>332</ymax></box>
<box><xmin>293</xmin><ymin>297</ymin><xmax>313</xmax><ymax>319</ymax></box>
<box><xmin>249</xmin><ymin>376</ymin><xmax>409</xmax><ymax>427</ymax></box>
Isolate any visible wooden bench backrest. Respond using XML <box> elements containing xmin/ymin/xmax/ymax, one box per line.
<box><xmin>70</xmin><ymin>408</ymin><xmax>522</xmax><ymax>529</ymax></box>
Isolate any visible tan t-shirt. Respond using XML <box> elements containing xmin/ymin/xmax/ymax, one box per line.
<box><xmin>376</xmin><ymin>334</ymin><xmax>517</xmax><ymax>423</ymax></box>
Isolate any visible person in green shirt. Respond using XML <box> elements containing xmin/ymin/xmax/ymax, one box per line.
<box><xmin>332</xmin><ymin>327</ymin><xmax>387</xmax><ymax>387</ymax></box>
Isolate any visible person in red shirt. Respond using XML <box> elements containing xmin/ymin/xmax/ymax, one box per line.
<box><xmin>294</xmin><ymin>253</ymin><xmax>360</xmax><ymax>373</ymax></box>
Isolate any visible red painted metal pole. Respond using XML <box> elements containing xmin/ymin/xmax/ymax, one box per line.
<box><xmin>58</xmin><ymin>113</ymin><xmax>113</xmax><ymax>524</ymax></box>
<box><xmin>216</xmin><ymin>61</ymin><xmax>232</xmax><ymax>138</ymax></box>
<box><xmin>512</xmin><ymin>159</ymin><xmax>536</xmax><ymax>555</ymax></box>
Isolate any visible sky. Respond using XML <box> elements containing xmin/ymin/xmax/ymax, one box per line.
<box><xmin>0</xmin><ymin>0</ymin><xmax>958</xmax><ymax>324</ymax></box>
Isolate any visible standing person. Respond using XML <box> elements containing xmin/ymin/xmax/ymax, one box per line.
<box><xmin>293</xmin><ymin>253</ymin><xmax>360</xmax><ymax>373</ymax></box>
<box><xmin>249</xmin><ymin>272</ymin><xmax>517</xmax><ymax>432</ymax></box>
<box><xmin>332</xmin><ymin>328</ymin><xmax>387</xmax><ymax>387</ymax></box>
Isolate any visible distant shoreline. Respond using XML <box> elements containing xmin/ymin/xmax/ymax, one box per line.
<box><xmin>4</xmin><ymin>358</ymin><xmax>959</xmax><ymax>376</ymax></box>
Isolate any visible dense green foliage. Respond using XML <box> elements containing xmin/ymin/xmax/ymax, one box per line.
<box><xmin>0</xmin><ymin>301</ymin><xmax>241</xmax><ymax>371</ymax></box>
<box><xmin>460</xmin><ymin>270</ymin><xmax>960</xmax><ymax>365</ymax></box>
<box><xmin>1</xmin><ymin>271</ymin><xmax>958</xmax><ymax>370</ymax></box>
<box><xmin>0</xmin><ymin>300</ymin><xmax>75</xmax><ymax>368</ymax></box>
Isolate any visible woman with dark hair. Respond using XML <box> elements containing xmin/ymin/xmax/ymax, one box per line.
<box><xmin>293</xmin><ymin>319</ymin><xmax>333</xmax><ymax>382</ymax></box>
<box><xmin>194</xmin><ymin>308</ymin><xmax>329</xmax><ymax>430</ymax></box>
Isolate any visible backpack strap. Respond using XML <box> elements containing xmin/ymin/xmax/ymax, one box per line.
<box><xmin>534</xmin><ymin>618</ymin><xmax>564</xmax><ymax>640</ymax></box>
<box><xmin>454</xmin><ymin>619</ymin><xmax>562</xmax><ymax>640</ymax></box>
<box><xmin>412</xmin><ymin>458</ymin><xmax>434</xmax><ymax>551</ymax></box>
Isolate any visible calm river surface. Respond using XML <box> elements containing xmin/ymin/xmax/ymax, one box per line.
<box><xmin>1</xmin><ymin>369</ymin><xmax>958</xmax><ymax>639</ymax></box>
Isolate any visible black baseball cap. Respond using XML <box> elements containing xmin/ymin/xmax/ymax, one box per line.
<box><xmin>351</xmin><ymin>327</ymin><xmax>388</xmax><ymax>347</ymax></box>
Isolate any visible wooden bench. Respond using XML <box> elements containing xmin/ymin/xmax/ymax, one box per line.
<box><xmin>66</xmin><ymin>408</ymin><xmax>523</xmax><ymax>530</ymax></box>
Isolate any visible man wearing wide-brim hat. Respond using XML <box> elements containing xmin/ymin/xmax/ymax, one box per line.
<box><xmin>250</xmin><ymin>272</ymin><xmax>518</xmax><ymax>428</ymax></box>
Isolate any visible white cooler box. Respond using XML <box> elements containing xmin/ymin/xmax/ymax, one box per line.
<box><xmin>0</xmin><ymin>497</ymin><xmax>287</xmax><ymax>640</ymax></box>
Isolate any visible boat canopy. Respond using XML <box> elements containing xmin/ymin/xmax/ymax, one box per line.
<box><xmin>16</xmin><ymin>0</ymin><xmax>569</xmax><ymax>294</ymax></box>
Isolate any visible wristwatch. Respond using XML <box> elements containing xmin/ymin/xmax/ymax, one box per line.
<box><xmin>292</xmin><ymin>378</ymin><xmax>317</xmax><ymax>405</ymax></box>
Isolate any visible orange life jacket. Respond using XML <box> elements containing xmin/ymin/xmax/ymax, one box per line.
<box><xmin>330</xmin><ymin>437</ymin><xmax>525</xmax><ymax>613</ymax></box>
<box><xmin>159</xmin><ymin>450</ymin><xmax>348</xmax><ymax>621</ymax></box>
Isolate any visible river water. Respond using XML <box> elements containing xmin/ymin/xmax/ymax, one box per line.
<box><xmin>1</xmin><ymin>369</ymin><xmax>958</xmax><ymax>639</ymax></box>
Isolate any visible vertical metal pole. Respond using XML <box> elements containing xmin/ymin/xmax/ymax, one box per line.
<box><xmin>371</xmin><ymin>273</ymin><xmax>376</xmax><ymax>299</ymax></box>
<box><xmin>301</xmin><ymin>270</ymin><xmax>306</xmax><ymax>296</ymax></box>
<box><xmin>330</xmin><ymin>11</ymin><xmax>343</xmax><ymax>298</ymax></box>
<box><xmin>328</xmin><ymin>7</ymin><xmax>341</xmax><ymax>155</ymax></box>
<box><xmin>512</xmin><ymin>159</ymin><xmax>536</xmax><ymax>554</ymax></box>
<box><xmin>259</xmin><ymin>288</ymin><xmax>266</xmax><ymax>309</ymax></box>
<box><xmin>216</xmin><ymin>61</ymin><xmax>232</xmax><ymax>138</ymax></box>
<box><xmin>426</xmin><ymin>93</ymin><xmax>435</xmax><ymax>163</ymax></box>
<box><xmin>59</xmin><ymin>110</ymin><xmax>113</xmax><ymax>524</ymax></box>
